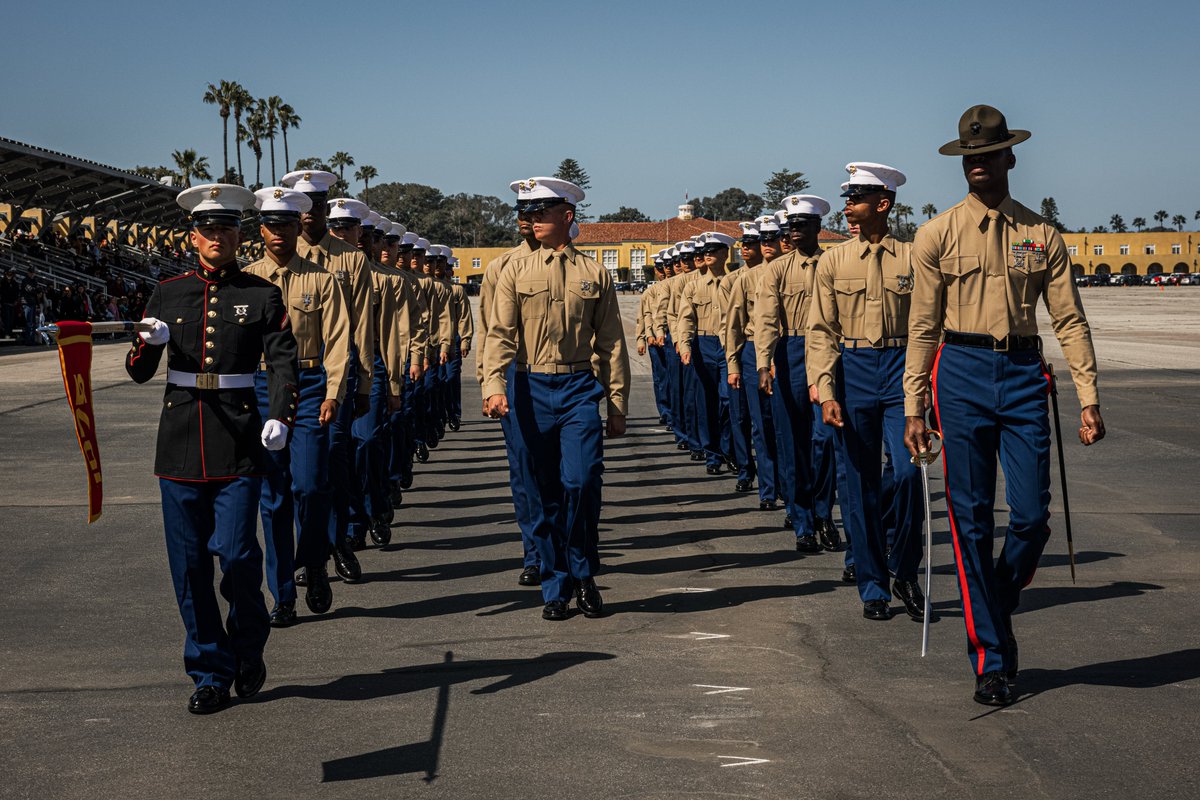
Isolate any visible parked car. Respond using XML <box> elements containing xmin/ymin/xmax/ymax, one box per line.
<box><xmin>614</xmin><ymin>281</ymin><xmax>631</xmax><ymax>293</ymax></box>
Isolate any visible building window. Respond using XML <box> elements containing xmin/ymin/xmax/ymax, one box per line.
<box><xmin>472</xmin><ymin>257</ymin><xmax>481</xmax><ymax>269</ymax></box>
<box><xmin>1067</xmin><ymin>245</ymin><xmax>1077</xmax><ymax>256</ymax></box>
<box><xmin>1120</xmin><ymin>244</ymin><xmax>1130</xmax><ymax>255</ymax></box>
<box><xmin>602</xmin><ymin>249</ymin><xmax>619</xmax><ymax>270</ymax></box>
<box><xmin>579</xmin><ymin>249</ymin><xmax>597</xmax><ymax>259</ymax></box>
<box><xmin>1145</xmin><ymin>244</ymin><xmax>1156</xmax><ymax>255</ymax></box>
<box><xmin>1093</xmin><ymin>244</ymin><xmax>1103</xmax><ymax>256</ymax></box>
<box><xmin>630</xmin><ymin>249</ymin><xmax>646</xmax><ymax>270</ymax></box>
<box><xmin>1172</xmin><ymin>243</ymin><xmax>1182</xmax><ymax>255</ymax></box>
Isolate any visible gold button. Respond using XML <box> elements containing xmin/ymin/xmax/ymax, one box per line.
<box><xmin>242</xmin><ymin>403</ymin><xmax>250</xmax><ymax>411</ymax></box>
<box><xmin>175</xmin><ymin>317</ymin><xmax>183</xmax><ymax>323</ymax></box>
<box><xmin>209</xmin><ymin>285</ymin><xmax>217</xmax><ymax>292</ymax></box>
<box><xmin>166</xmin><ymin>401</ymin><xmax>173</xmax><ymax>408</ymax></box>
<box><xmin>208</xmin><ymin>310</ymin><xmax>217</xmax><ymax>318</ymax></box>
<box><xmin>205</xmin><ymin>356</ymin><xmax>214</xmax><ymax>364</ymax></box>
<box><xmin>205</xmin><ymin>341</ymin><xmax>214</xmax><ymax>349</ymax></box>
<box><xmin>206</xmin><ymin>326</ymin><xmax>215</xmax><ymax>334</ymax></box>
<box><xmin>210</xmin><ymin>297</ymin><xmax>218</xmax><ymax>304</ymax></box>
<box><xmin>289</xmin><ymin>403</ymin><xmax>296</xmax><ymax>409</ymax></box>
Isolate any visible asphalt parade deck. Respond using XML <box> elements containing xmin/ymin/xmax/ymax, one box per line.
<box><xmin>0</xmin><ymin>288</ymin><xmax>1197</xmax><ymax>799</ymax></box>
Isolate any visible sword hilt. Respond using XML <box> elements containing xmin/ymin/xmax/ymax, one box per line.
<box><xmin>910</xmin><ymin>430</ymin><xmax>943</xmax><ymax>466</ymax></box>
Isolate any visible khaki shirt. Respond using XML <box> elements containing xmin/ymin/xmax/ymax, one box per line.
<box><xmin>417</xmin><ymin>272</ymin><xmax>454</xmax><ymax>358</ymax></box>
<box><xmin>677</xmin><ymin>271</ymin><xmax>727</xmax><ymax>357</ymax></box>
<box><xmin>666</xmin><ymin>271</ymin><xmax>699</xmax><ymax>342</ymax></box>
<box><xmin>450</xmin><ymin>283</ymin><xmax>474</xmax><ymax>349</ymax></box>
<box><xmin>807</xmin><ymin>235</ymin><xmax>913</xmax><ymax>404</ymax></box>
<box><xmin>753</xmin><ymin>247</ymin><xmax>824</xmax><ymax>368</ymax></box>
<box><xmin>634</xmin><ymin>291</ymin><xmax>648</xmax><ymax>344</ymax></box>
<box><xmin>483</xmin><ymin>245</ymin><xmax>631</xmax><ymax>416</ymax></box>
<box><xmin>647</xmin><ymin>279</ymin><xmax>672</xmax><ymax>340</ymax></box>
<box><xmin>244</xmin><ymin>253</ymin><xmax>351</xmax><ymax>404</ymax></box>
<box><xmin>368</xmin><ymin>263</ymin><xmax>407</xmax><ymax>395</ymax></box>
<box><xmin>478</xmin><ymin>241</ymin><xmax>536</xmax><ymax>384</ymax></box>
<box><xmin>724</xmin><ymin>265</ymin><xmax>768</xmax><ymax>376</ymax></box>
<box><xmin>296</xmin><ymin>231</ymin><xmax>374</xmax><ymax>391</ymax></box>
<box><xmin>904</xmin><ymin>193</ymin><xmax>1098</xmax><ymax>415</ymax></box>
<box><xmin>396</xmin><ymin>268</ymin><xmax>430</xmax><ymax>367</ymax></box>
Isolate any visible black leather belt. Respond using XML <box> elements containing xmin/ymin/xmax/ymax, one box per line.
<box><xmin>943</xmin><ymin>331</ymin><xmax>1041</xmax><ymax>352</ymax></box>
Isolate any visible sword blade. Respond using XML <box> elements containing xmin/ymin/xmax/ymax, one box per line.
<box><xmin>38</xmin><ymin>321</ymin><xmax>152</xmax><ymax>335</ymax></box>
<box><xmin>920</xmin><ymin>461</ymin><xmax>933</xmax><ymax>657</ymax></box>
<box><xmin>1048</xmin><ymin>365</ymin><xmax>1077</xmax><ymax>584</ymax></box>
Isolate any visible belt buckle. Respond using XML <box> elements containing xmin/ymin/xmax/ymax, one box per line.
<box><xmin>195</xmin><ymin>372</ymin><xmax>220</xmax><ymax>390</ymax></box>
<box><xmin>993</xmin><ymin>336</ymin><xmax>1010</xmax><ymax>353</ymax></box>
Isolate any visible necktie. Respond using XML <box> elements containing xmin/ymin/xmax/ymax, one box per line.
<box><xmin>865</xmin><ymin>243</ymin><xmax>884</xmax><ymax>345</ymax></box>
<box><xmin>985</xmin><ymin>209</ymin><xmax>1009</xmax><ymax>340</ymax></box>
<box><xmin>547</xmin><ymin>252</ymin><xmax>566</xmax><ymax>345</ymax></box>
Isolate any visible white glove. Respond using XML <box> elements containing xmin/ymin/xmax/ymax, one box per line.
<box><xmin>260</xmin><ymin>419</ymin><xmax>289</xmax><ymax>451</ymax></box>
<box><xmin>139</xmin><ymin>317</ymin><xmax>170</xmax><ymax>346</ymax></box>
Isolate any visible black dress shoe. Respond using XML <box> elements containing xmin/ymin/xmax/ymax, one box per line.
<box><xmin>294</xmin><ymin>567</ymin><xmax>308</xmax><ymax>587</ymax></box>
<box><xmin>783</xmin><ymin>513</ymin><xmax>793</xmax><ymax>529</ymax></box>
<box><xmin>735</xmin><ymin>479</ymin><xmax>753</xmax><ymax>493</ymax></box>
<box><xmin>705</xmin><ymin>464</ymin><xmax>722</xmax><ymax>475</ymax></box>
<box><xmin>795</xmin><ymin>534</ymin><xmax>822</xmax><ymax>553</ymax></box>
<box><xmin>234</xmin><ymin>658</ymin><xmax>266</xmax><ymax>699</ymax></box>
<box><xmin>816</xmin><ymin>518</ymin><xmax>843</xmax><ymax>552</ymax></box>
<box><xmin>399</xmin><ymin>473</ymin><xmax>413</xmax><ymax>490</ymax></box>
<box><xmin>690</xmin><ymin>450</ymin><xmax>705</xmax><ymax>462</ymax></box>
<box><xmin>1007</xmin><ymin>634</ymin><xmax>1019</xmax><ymax>682</ymax></box>
<box><xmin>542</xmin><ymin>600</ymin><xmax>569</xmax><ymax>621</ymax></box>
<box><xmin>369</xmin><ymin>518</ymin><xmax>392</xmax><ymax>546</ymax></box>
<box><xmin>390</xmin><ymin>482</ymin><xmax>404</xmax><ymax>507</ymax></box>
<box><xmin>305</xmin><ymin>566</ymin><xmax>333</xmax><ymax>614</ymax></box>
<box><xmin>759</xmin><ymin>500</ymin><xmax>777</xmax><ymax>511</ymax></box>
<box><xmin>892</xmin><ymin>579</ymin><xmax>925</xmax><ymax>622</ymax></box>
<box><xmin>416</xmin><ymin>442</ymin><xmax>430</xmax><ymax>463</ymax></box>
<box><xmin>676</xmin><ymin>442</ymin><xmax>689</xmax><ymax>451</ymax></box>
<box><xmin>518</xmin><ymin>566</ymin><xmax>541</xmax><ymax>586</ymax></box>
<box><xmin>665</xmin><ymin>424</ymin><xmax>674</xmax><ymax>432</ymax></box>
<box><xmin>269</xmin><ymin>601</ymin><xmax>297</xmax><ymax>628</ymax></box>
<box><xmin>841</xmin><ymin>565</ymin><xmax>856</xmax><ymax>583</ymax></box>
<box><xmin>347</xmin><ymin>531</ymin><xmax>367</xmax><ymax>552</ymax></box>
<box><xmin>448</xmin><ymin>416</ymin><xmax>461</xmax><ymax>432</ymax></box>
<box><xmin>974</xmin><ymin>671</ymin><xmax>1015</xmax><ymax>706</ymax></box>
<box><xmin>575</xmin><ymin>578</ymin><xmax>605</xmax><ymax>618</ymax></box>
<box><xmin>188</xmin><ymin>685</ymin><xmax>231</xmax><ymax>715</ymax></box>
<box><xmin>863</xmin><ymin>600</ymin><xmax>892</xmax><ymax>621</ymax></box>
<box><xmin>659</xmin><ymin>414</ymin><xmax>669</xmax><ymax>424</ymax></box>
<box><xmin>333</xmin><ymin>539</ymin><xmax>362</xmax><ymax>583</ymax></box>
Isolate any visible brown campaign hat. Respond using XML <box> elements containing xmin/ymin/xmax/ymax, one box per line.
<box><xmin>938</xmin><ymin>105</ymin><xmax>1031</xmax><ymax>156</ymax></box>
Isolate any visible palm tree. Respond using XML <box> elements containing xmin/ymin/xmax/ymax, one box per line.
<box><xmin>355</xmin><ymin>165</ymin><xmax>378</xmax><ymax>204</ymax></box>
<box><xmin>1153</xmin><ymin>210</ymin><xmax>1168</xmax><ymax>230</ymax></box>
<box><xmin>260</xmin><ymin>96</ymin><xmax>282</xmax><ymax>184</ymax></box>
<box><xmin>1110</xmin><ymin>214</ymin><xmax>1127</xmax><ymax>233</ymax></box>
<box><xmin>242</xmin><ymin>108</ymin><xmax>267</xmax><ymax>189</ymax></box>
<box><xmin>171</xmin><ymin>148</ymin><xmax>211</xmax><ymax>188</ymax></box>
<box><xmin>922</xmin><ymin>203</ymin><xmax>937</xmax><ymax>220</ymax></box>
<box><xmin>830</xmin><ymin>210</ymin><xmax>845</xmax><ymax>232</ymax></box>
<box><xmin>201</xmin><ymin>80</ymin><xmax>235</xmax><ymax>181</ymax></box>
<box><xmin>329</xmin><ymin>151</ymin><xmax>355</xmax><ymax>187</ymax></box>
<box><xmin>229</xmin><ymin>83</ymin><xmax>253</xmax><ymax>185</ymax></box>
<box><xmin>276</xmin><ymin>102</ymin><xmax>300</xmax><ymax>173</ymax></box>
<box><xmin>1172</xmin><ymin>214</ymin><xmax>1186</xmax><ymax>231</ymax></box>
<box><xmin>1133</xmin><ymin>216</ymin><xmax>1146</xmax><ymax>231</ymax></box>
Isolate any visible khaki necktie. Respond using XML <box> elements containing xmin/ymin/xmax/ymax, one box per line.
<box><xmin>547</xmin><ymin>252</ymin><xmax>566</xmax><ymax>345</ymax></box>
<box><xmin>865</xmin><ymin>243</ymin><xmax>884</xmax><ymax>345</ymax></box>
<box><xmin>985</xmin><ymin>209</ymin><xmax>1009</xmax><ymax>340</ymax></box>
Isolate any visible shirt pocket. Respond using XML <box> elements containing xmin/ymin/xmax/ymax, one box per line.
<box><xmin>164</xmin><ymin>305</ymin><xmax>202</xmax><ymax>354</ymax></box>
<box><xmin>834</xmin><ymin>277</ymin><xmax>867</xmax><ymax>321</ymax></box>
<box><xmin>221</xmin><ymin>302</ymin><xmax>265</xmax><ymax>357</ymax></box>
<box><xmin>517</xmin><ymin>279</ymin><xmax>549</xmax><ymax>319</ymax></box>
<box><xmin>290</xmin><ymin>295</ymin><xmax>323</xmax><ymax>349</ymax></box>
<box><xmin>938</xmin><ymin>256</ymin><xmax>982</xmax><ymax>306</ymax></box>
<box><xmin>567</xmin><ymin>281</ymin><xmax>600</xmax><ymax>322</ymax></box>
<box><xmin>780</xmin><ymin>279</ymin><xmax>808</xmax><ymax>324</ymax></box>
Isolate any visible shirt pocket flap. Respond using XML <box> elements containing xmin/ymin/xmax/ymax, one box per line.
<box><xmin>781</xmin><ymin>279</ymin><xmax>806</xmax><ymax>296</ymax></box>
<box><xmin>568</xmin><ymin>283</ymin><xmax>601</xmax><ymax>300</ymax></box>
<box><xmin>163</xmin><ymin>386</ymin><xmax>197</xmax><ymax>408</ymax></box>
<box><xmin>834</xmin><ymin>278</ymin><xmax>867</xmax><ymax>295</ymax></box>
<box><xmin>938</xmin><ymin>255</ymin><xmax>981</xmax><ymax>277</ymax></box>
<box><xmin>517</xmin><ymin>279</ymin><xmax>549</xmax><ymax>296</ymax></box>
<box><xmin>291</xmin><ymin>296</ymin><xmax>322</xmax><ymax>313</ymax></box>
<box><xmin>164</xmin><ymin>306</ymin><xmax>201</xmax><ymax>325</ymax></box>
<box><xmin>221</xmin><ymin>303</ymin><xmax>264</xmax><ymax>324</ymax></box>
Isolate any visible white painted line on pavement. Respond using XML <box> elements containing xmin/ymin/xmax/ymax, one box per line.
<box><xmin>693</xmin><ymin>684</ymin><xmax>752</xmax><ymax>695</ymax></box>
<box><xmin>656</xmin><ymin>587</ymin><xmax>715</xmax><ymax>593</ymax></box>
<box><xmin>717</xmin><ymin>756</ymin><xmax>771</xmax><ymax>768</ymax></box>
<box><xmin>665</xmin><ymin>632</ymin><xmax>730</xmax><ymax>640</ymax></box>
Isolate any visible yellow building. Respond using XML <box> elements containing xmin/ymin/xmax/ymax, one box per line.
<box><xmin>1062</xmin><ymin>230</ymin><xmax>1198</xmax><ymax>276</ymax></box>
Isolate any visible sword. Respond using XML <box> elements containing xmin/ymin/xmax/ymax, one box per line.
<box><xmin>911</xmin><ymin>429</ymin><xmax>942</xmax><ymax>657</ymax></box>
<box><xmin>37</xmin><ymin>321</ymin><xmax>153</xmax><ymax>337</ymax></box>
<box><xmin>1047</xmin><ymin>363</ymin><xmax>1077</xmax><ymax>584</ymax></box>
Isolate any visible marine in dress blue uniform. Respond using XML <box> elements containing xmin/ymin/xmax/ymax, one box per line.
<box><xmin>903</xmin><ymin>106</ymin><xmax>1105</xmax><ymax>706</ymax></box>
<box><xmin>126</xmin><ymin>184</ymin><xmax>299</xmax><ymax>714</ymax></box>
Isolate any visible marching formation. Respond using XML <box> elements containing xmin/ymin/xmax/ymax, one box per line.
<box><xmin>123</xmin><ymin>104</ymin><xmax>1104</xmax><ymax>717</ymax></box>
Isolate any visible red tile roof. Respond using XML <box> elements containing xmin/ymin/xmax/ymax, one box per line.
<box><xmin>575</xmin><ymin>217</ymin><xmax>848</xmax><ymax>245</ymax></box>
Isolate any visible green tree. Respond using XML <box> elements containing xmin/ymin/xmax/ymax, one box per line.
<box><xmin>762</xmin><ymin>168</ymin><xmax>810</xmax><ymax>210</ymax></box>
<box><xmin>890</xmin><ymin>203</ymin><xmax>916</xmax><ymax>241</ymax></box>
<box><xmin>1133</xmin><ymin>216</ymin><xmax>1146</xmax><ymax>231</ymax></box>
<box><xmin>1091</xmin><ymin>225</ymin><xmax>1109</xmax><ymax>233</ymax></box>
<box><xmin>242</xmin><ymin>108</ymin><xmax>267</xmax><ymax>189</ymax></box>
<box><xmin>276</xmin><ymin>102</ymin><xmax>300</xmax><ymax>173</ymax></box>
<box><xmin>260</xmin><ymin>96</ymin><xmax>283</xmax><ymax>184</ymax></box>
<box><xmin>598</xmin><ymin>206</ymin><xmax>651</xmax><ymax>223</ymax></box>
<box><xmin>1110</xmin><ymin>214</ymin><xmax>1127</xmax><ymax>233</ymax></box>
<box><xmin>691</xmin><ymin>188</ymin><xmax>764</xmax><ymax>221</ymax></box>
<box><xmin>293</xmin><ymin>156</ymin><xmax>330</xmax><ymax>171</ymax></box>
<box><xmin>354</xmin><ymin>165</ymin><xmax>379</xmax><ymax>204</ymax></box>
<box><xmin>1153</xmin><ymin>210</ymin><xmax>1168</xmax><ymax>230</ymax></box>
<box><xmin>1172</xmin><ymin>214</ymin><xmax>1186</xmax><ymax>231</ymax></box>
<box><xmin>229</xmin><ymin>83</ymin><xmax>253</xmax><ymax>185</ymax></box>
<box><xmin>132</xmin><ymin>165</ymin><xmax>175</xmax><ymax>182</ymax></box>
<box><xmin>171</xmin><ymin>148</ymin><xmax>211</xmax><ymax>188</ymax></box>
<box><xmin>1040</xmin><ymin>197</ymin><xmax>1067</xmax><ymax>232</ymax></box>
<box><xmin>329</xmin><ymin>151</ymin><xmax>355</xmax><ymax>197</ymax></box>
<box><xmin>553</xmin><ymin>158</ymin><xmax>592</xmax><ymax>221</ymax></box>
<box><xmin>829</xmin><ymin>210</ymin><xmax>845</xmax><ymax>232</ymax></box>
<box><xmin>922</xmin><ymin>203</ymin><xmax>938</xmax><ymax>220</ymax></box>
<box><xmin>364</xmin><ymin>182</ymin><xmax>518</xmax><ymax>247</ymax></box>
<box><xmin>201</xmin><ymin>80</ymin><xmax>235</xmax><ymax>181</ymax></box>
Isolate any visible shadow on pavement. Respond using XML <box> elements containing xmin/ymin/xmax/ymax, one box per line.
<box><xmin>1019</xmin><ymin>648</ymin><xmax>1200</xmax><ymax>694</ymax></box>
<box><xmin>606</xmin><ymin>580</ymin><xmax>846</xmax><ymax>614</ymax></box>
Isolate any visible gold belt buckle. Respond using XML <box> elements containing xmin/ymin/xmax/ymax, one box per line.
<box><xmin>195</xmin><ymin>372</ymin><xmax>220</xmax><ymax>390</ymax></box>
<box><xmin>994</xmin><ymin>336</ymin><xmax>1010</xmax><ymax>352</ymax></box>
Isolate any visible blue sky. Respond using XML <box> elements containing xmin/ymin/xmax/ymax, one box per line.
<box><xmin>3</xmin><ymin>0</ymin><xmax>1198</xmax><ymax>229</ymax></box>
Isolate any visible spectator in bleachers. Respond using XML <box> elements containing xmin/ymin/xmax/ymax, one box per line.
<box><xmin>1</xmin><ymin>269</ymin><xmax>19</xmax><ymax>338</ymax></box>
<box><xmin>19</xmin><ymin>268</ymin><xmax>40</xmax><ymax>343</ymax></box>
